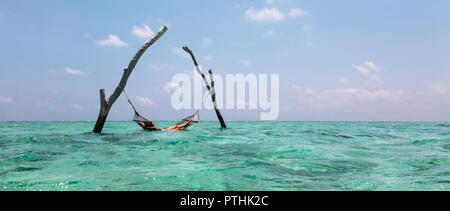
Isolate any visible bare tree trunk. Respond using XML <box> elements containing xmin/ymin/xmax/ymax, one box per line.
<box><xmin>182</xmin><ymin>46</ymin><xmax>227</xmax><ymax>128</ymax></box>
<box><xmin>93</xmin><ymin>26</ymin><xmax>168</xmax><ymax>133</ymax></box>
<box><xmin>208</xmin><ymin>69</ymin><xmax>227</xmax><ymax>129</ymax></box>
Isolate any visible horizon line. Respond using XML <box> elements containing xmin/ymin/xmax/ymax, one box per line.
<box><xmin>1</xmin><ymin>120</ymin><xmax>449</xmax><ymax>123</ymax></box>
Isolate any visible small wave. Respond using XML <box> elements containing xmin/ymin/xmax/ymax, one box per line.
<box><xmin>355</xmin><ymin>134</ymin><xmax>374</xmax><ymax>138</ymax></box>
<box><xmin>10</xmin><ymin>154</ymin><xmax>47</xmax><ymax>163</ymax></box>
<box><xmin>318</xmin><ymin>132</ymin><xmax>354</xmax><ymax>139</ymax></box>
<box><xmin>355</xmin><ymin>133</ymin><xmax>398</xmax><ymax>139</ymax></box>
<box><xmin>79</xmin><ymin>160</ymin><xmax>101</xmax><ymax>166</ymax></box>
<box><xmin>437</xmin><ymin>123</ymin><xmax>450</xmax><ymax>127</ymax></box>
<box><xmin>14</xmin><ymin>166</ymin><xmax>41</xmax><ymax>172</ymax></box>
<box><xmin>412</xmin><ymin>138</ymin><xmax>449</xmax><ymax>145</ymax></box>
<box><xmin>337</xmin><ymin>134</ymin><xmax>354</xmax><ymax>139</ymax></box>
<box><xmin>404</xmin><ymin>158</ymin><xmax>450</xmax><ymax>171</ymax></box>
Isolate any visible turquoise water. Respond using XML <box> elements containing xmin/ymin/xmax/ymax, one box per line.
<box><xmin>0</xmin><ymin>121</ymin><xmax>449</xmax><ymax>191</ymax></box>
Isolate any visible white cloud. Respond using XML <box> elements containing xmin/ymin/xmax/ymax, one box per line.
<box><xmin>202</xmin><ymin>38</ymin><xmax>213</xmax><ymax>47</ymax></box>
<box><xmin>163</xmin><ymin>82</ymin><xmax>180</xmax><ymax>93</ymax></box>
<box><xmin>352</xmin><ymin>65</ymin><xmax>371</xmax><ymax>75</ymax></box>
<box><xmin>95</xmin><ymin>34</ymin><xmax>127</xmax><ymax>47</ymax></box>
<box><xmin>172</xmin><ymin>47</ymin><xmax>189</xmax><ymax>58</ymax></box>
<box><xmin>70</xmin><ymin>104</ymin><xmax>85</xmax><ymax>111</ymax></box>
<box><xmin>289</xmin><ymin>8</ymin><xmax>308</xmax><ymax>18</ymax></box>
<box><xmin>240</xmin><ymin>59</ymin><xmax>252</xmax><ymax>66</ymax></box>
<box><xmin>305</xmin><ymin>42</ymin><xmax>313</xmax><ymax>47</ymax></box>
<box><xmin>429</xmin><ymin>83</ymin><xmax>448</xmax><ymax>95</ymax></box>
<box><xmin>290</xmin><ymin>83</ymin><xmax>405</xmax><ymax>106</ymax></box>
<box><xmin>352</xmin><ymin>61</ymin><xmax>382</xmax><ymax>82</ymax></box>
<box><xmin>245</xmin><ymin>7</ymin><xmax>286</xmax><ymax>22</ymax></box>
<box><xmin>65</xmin><ymin>68</ymin><xmax>87</xmax><ymax>76</ymax></box>
<box><xmin>245</xmin><ymin>7</ymin><xmax>308</xmax><ymax>23</ymax></box>
<box><xmin>364</xmin><ymin>61</ymin><xmax>381</xmax><ymax>72</ymax></box>
<box><xmin>132</xmin><ymin>24</ymin><xmax>155</xmax><ymax>39</ymax></box>
<box><xmin>0</xmin><ymin>96</ymin><xmax>13</xmax><ymax>104</ymax></box>
<box><xmin>135</xmin><ymin>96</ymin><xmax>157</xmax><ymax>106</ymax></box>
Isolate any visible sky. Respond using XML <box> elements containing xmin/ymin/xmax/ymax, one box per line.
<box><xmin>1</xmin><ymin>0</ymin><xmax>450</xmax><ymax>121</ymax></box>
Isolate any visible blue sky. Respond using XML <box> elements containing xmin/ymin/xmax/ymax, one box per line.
<box><xmin>1</xmin><ymin>0</ymin><xmax>450</xmax><ymax>121</ymax></box>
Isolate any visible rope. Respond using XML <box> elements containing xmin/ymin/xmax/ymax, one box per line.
<box><xmin>122</xmin><ymin>89</ymin><xmax>139</xmax><ymax>114</ymax></box>
<box><xmin>193</xmin><ymin>90</ymin><xmax>212</xmax><ymax>121</ymax></box>
<box><xmin>200</xmin><ymin>90</ymin><xmax>211</xmax><ymax>109</ymax></box>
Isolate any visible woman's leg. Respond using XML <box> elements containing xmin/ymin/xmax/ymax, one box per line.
<box><xmin>162</xmin><ymin>120</ymin><xmax>193</xmax><ymax>131</ymax></box>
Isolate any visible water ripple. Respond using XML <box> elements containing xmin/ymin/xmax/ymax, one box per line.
<box><xmin>0</xmin><ymin>121</ymin><xmax>449</xmax><ymax>190</ymax></box>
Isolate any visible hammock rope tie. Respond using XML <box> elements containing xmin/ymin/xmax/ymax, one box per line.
<box><xmin>122</xmin><ymin>89</ymin><xmax>138</xmax><ymax>114</ymax></box>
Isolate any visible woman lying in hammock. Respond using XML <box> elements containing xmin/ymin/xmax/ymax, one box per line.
<box><xmin>136</xmin><ymin>120</ymin><xmax>198</xmax><ymax>131</ymax></box>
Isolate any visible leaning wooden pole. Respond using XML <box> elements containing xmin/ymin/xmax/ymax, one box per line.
<box><xmin>92</xmin><ymin>26</ymin><xmax>168</xmax><ymax>133</ymax></box>
<box><xmin>182</xmin><ymin>46</ymin><xmax>227</xmax><ymax>128</ymax></box>
<box><xmin>208</xmin><ymin>69</ymin><xmax>227</xmax><ymax>128</ymax></box>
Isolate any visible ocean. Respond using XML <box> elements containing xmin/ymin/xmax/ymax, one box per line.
<box><xmin>0</xmin><ymin>121</ymin><xmax>449</xmax><ymax>191</ymax></box>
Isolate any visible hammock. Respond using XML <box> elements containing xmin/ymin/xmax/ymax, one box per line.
<box><xmin>123</xmin><ymin>90</ymin><xmax>200</xmax><ymax>129</ymax></box>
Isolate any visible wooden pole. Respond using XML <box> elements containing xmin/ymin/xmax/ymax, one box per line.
<box><xmin>92</xmin><ymin>26</ymin><xmax>168</xmax><ymax>133</ymax></box>
<box><xmin>208</xmin><ymin>69</ymin><xmax>227</xmax><ymax>128</ymax></box>
<box><xmin>182</xmin><ymin>46</ymin><xmax>227</xmax><ymax>128</ymax></box>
